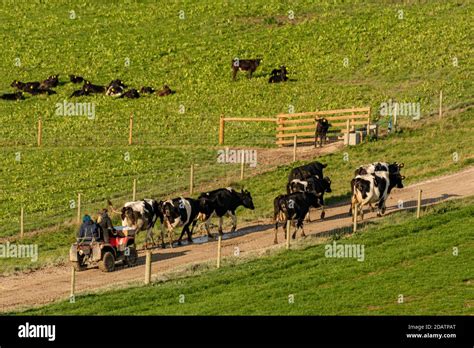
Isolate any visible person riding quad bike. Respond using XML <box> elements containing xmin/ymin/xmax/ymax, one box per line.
<box><xmin>96</xmin><ymin>209</ymin><xmax>119</xmax><ymax>243</ymax></box>
<box><xmin>77</xmin><ymin>214</ymin><xmax>101</xmax><ymax>241</ymax></box>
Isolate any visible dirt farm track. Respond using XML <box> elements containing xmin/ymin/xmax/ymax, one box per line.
<box><xmin>1</xmin><ymin>166</ymin><xmax>473</xmax><ymax>312</ymax></box>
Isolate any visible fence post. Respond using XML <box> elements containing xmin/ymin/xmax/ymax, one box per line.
<box><xmin>190</xmin><ymin>164</ymin><xmax>194</xmax><ymax>195</ymax></box>
<box><xmin>77</xmin><ymin>193</ymin><xmax>81</xmax><ymax>223</ymax></box>
<box><xmin>293</xmin><ymin>135</ymin><xmax>297</xmax><ymax>162</ymax></box>
<box><xmin>240</xmin><ymin>155</ymin><xmax>245</xmax><ymax>180</ymax></box>
<box><xmin>20</xmin><ymin>206</ymin><xmax>24</xmax><ymax>238</ymax></box>
<box><xmin>439</xmin><ymin>90</ymin><xmax>443</xmax><ymax>119</ymax></box>
<box><xmin>132</xmin><ymin>178</ymin><xmax>137</xmax><ymax>201</ymax></box>
<box><xmin>345</xmin><ymin>119</ymin><xmax>350</xmax><ymax>145</ymax></box>
<box><xmin>353</xmin><ymin>203</ymin><xmax>358</xmax><ymax>232</ymax></box>
<box><xmin>145</xmin><ymin>250</ymin><xmax>152</xmax><ymax>284</ymax></box>
<box><xmin>416</xmin><ymin>189</ymin><xmax>423</xmax><ymax>219</ymax></box>
<box><xmin>286</xmin><ymin>220</ymin><xmax>290</xmax><ymax>250</ymax></box>
<box><xmin>128</xmin><ymin>113</ymin><xmax>133</xmax><ymax>145</ymax></box>
<box><xmin>277</xmin><ymin>115</ymin><xmax>283</xmax><ymax>148</ymax></box>
<box><xmin>70</xmin><ymin>266</ymin><xmax>76</xmax><ymax>300</ymax></box>
<box><xmin>37</xmin><ymin>118</ymin><xmax>42</xmax><ymax>147</ymax></box>
<box><xmin>219</xmin><ymin>115</ymin><xmax>225</xmax><ymax>145</ymax></box>
<box><xmin>217</xmin><ymin>234</ymin><xmax>222</xmax><ymax>268</ymax></box>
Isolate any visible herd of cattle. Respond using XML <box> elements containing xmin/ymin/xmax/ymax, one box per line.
<box><xmin>106</xmin><ymin>160</ymin><xmax>405</xmax><ymax>249</ymax></box>
<box><xmin>0</xmin><ymin>74</ymin><xmax>175</xmax><ymax>100</ymax></box>
<box><xmin>2</xmin><ymin>58</ymin><xmax>290</xmax><ymax>101</ymax></box>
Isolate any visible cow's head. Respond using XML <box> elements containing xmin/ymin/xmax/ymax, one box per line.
<box><xmin>162</xmin><ymin>201</ymin><xmax>180</xmax><ymax>225</ymax></box>
<box><xmin>121</xmin><ymin>206</ymin><xmax>136</xmax><ymax>227</ymax></box>
<box><xmin>240</xmin><ymin>189</ymin><xmax>255</xmax><ymax>210</ymax></box>
<box><xmin>323</xmin><ymin>176</ymin><xmax>332</xmax><ymax>193</ymax></box>
<box><xmin>390</xmin><ymin>173</ymin><xmax>405</xmax><ymax>190</ymax></box>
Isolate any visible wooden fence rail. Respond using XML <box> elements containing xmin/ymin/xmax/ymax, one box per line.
<box><xmin>276</xmin><ymin>107</ymin><xmax>371</xmax><ymax>147</ymax></box>
<box><xmin>218</xmin><ymin>107</ymin><xmax>370</xmax><ymax>147</ymax></box>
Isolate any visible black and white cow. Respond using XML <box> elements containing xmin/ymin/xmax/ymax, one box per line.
<box><xmin>288</xmin><ymin>161</ymin><xmax>327</xmax><ymax>184</ymax></box>
<box><xmin>273</xmin><ymin>191</ymin><xmax>321</xmax><ymax>244</ymax></box>
<box><xmin>232</xmin><ymin>58</ymin><xmax>262</xmax><ymax>80</ymax></box>
<box><xmin>287</xmin><ymin>175</ymin><xmax>332</xmax><ymax>220</ymax></box>
<box><xmin>109</xmin><ymin>199</ymin><xmax>164</xmax><ymax>248</ymax></box>
<box><xmin>198</xmin><ymin>188</ymin><xmax>255</xmax><ymax>237</ymax></box>
<box><xmin>354</xmin><ymin>162</ymin><xmax>404</xmax><ymax>176</ymax></box>
<box><xmin>161</xmin><ymin>197</ymin><xmax>201</xmax><ymax>246</ymax></box>
<box><xmin>314</xmin><ymin>118</ymin><xmax>331</xmax><ymax>148</ymax></box>
<box><xmin>350</xmin><ymin>171</ymin><xmax>405</xmax><ymax>220</ymax></box>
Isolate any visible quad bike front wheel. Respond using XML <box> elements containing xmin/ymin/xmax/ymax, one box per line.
<box><xmin>124</xmin><ymin>246</ymin><xmax>138</xmax><ymax>267</ymax></box>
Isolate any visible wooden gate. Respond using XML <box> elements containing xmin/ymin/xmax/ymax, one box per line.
<box><xmin>276</xmin><ymin>107</ymin><xmax>371</xmax><ymax>146</ymax></box>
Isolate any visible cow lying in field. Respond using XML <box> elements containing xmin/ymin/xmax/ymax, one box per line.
<box><xmin>69</xmin><ymin>75</ymin><xmax>84</xmax><ymax>83</ymax></box>
<box><xmin>40</xmin><ymin>75</ymin><xmax>59</xmax><ymax>89</ymax></box>
<box><xmin>140</xmin><ymin>86</ymin><xmax>155</xmax><ymax>94</ymax></box>
<box><xmin>83</xmin><ymin>80</ymin><xmax>106</xmax><ymax>94</ymax></box>
<box><xmin>350</xmin><ymin>171</ymin><xmax>405</xmax><ymax>220</ymax></box>
<box><xmin>198</xmin><ymin>188</ymin><xmax>255</xmax><ymax>238</ymax></box>
<box><xmin>11</xmin><ymin>80</ymin><xmax>56</xmax><ymax>95</ymax></box>
<box><xmin>232</xmin><ymin>58</ymin><xmax>262</xmax><ymax>80</ymax></box>
<box><xmin>108</xmin><ymin>199</ymin><xmax>164</xmax><ymax>248</ymax></box>
<box><xmin>273</xmin><ymin>191</ymin><xmax>321</xmax><ymax>244</ymax></box>
<box><xmin>157</xmin><ymin>85</ymin><xmax>175</xmax><ymax>96</ymax></box>
<box><xmin>0</xmin><ymin>91</ymin><xmax>24</xmax><ymax>100</ymax></box>
<box><xmin>314</xmin><ymin>118</ymin><xmax>331</xmax><ymax>148</ymax></box>
<box><xmin>268</xmin><ymin>65</ymin><xmax>288</xmax><ymax>83</ymax></box>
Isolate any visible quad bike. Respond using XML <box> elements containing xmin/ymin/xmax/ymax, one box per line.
<box><xmin>69</xmin><ymin>227</ymin><xmax>138</xmax><ymax>272</ymax></box>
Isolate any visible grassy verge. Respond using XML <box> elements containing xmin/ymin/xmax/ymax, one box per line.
<box><xmin>14</xmin><ymin>197</ymin><xmax>474</xmax><ymax>315</ymax></box>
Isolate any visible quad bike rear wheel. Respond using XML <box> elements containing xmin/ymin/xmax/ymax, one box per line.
<box><xmin>72</xmin><ymin>254</ymin><xmax>86</xmax><ymax>272</ymax></box>
<box><xmin>98</xmin><ymin>251</ymin><xmax>115</xmax><ymax>272</ymax></box>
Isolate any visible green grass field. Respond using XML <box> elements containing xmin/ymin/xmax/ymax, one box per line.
<box><xmin>15</xmin><ymin>197</ymin><xmax>474</xmax><ymax>315</ymax></box>
<box><xmin>0</xmin><ymin>0</ymin><xmax>472</xmax><ymax>240</ymax></box>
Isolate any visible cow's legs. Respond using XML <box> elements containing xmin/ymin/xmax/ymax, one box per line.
<box><xmin>292</xmin><ymin>219</ymin><xmax>300</xmax><ymax>239</ymax></box>
<box><xmin>218</xmin><ymin>216</ymin><xmax>224</xmax><ymax>235</ymax></box>
<box><xmin>188</xmin><ymin>220</ymin><xmax>197</xmax><ymax>243</ymax></box>
<box><xmin>320</xmin><ymin>197</ymin><xmax>326</xmax><ymax>220</ymax></box>
<box><xmin>168</xmin><ymin>227</ymin><xmax>174</xmax><ymax>248</ymax></box>
<box><xmin>160</xmin><ymin>222</ymin><xmax>166</xmax><ymax>248</ymax></box>
<box><xmin>273</xmin><ymin>218</ymin><xmax>279</xmax><ymax>244</ymax></box>
<box><xmin>229</xmin><ymin>211</ymin><xmax>237</xmax><ymax>233</ymax></box>
<box><xmin>232</xmin><ymin>68</ymin><xmax>237</xmax><ymax>81</ymax></box>
<box><xmin>177</xmin><ymin>226</ymin><xmax>187</xmax><ymax>245</ymax></box>
<box><xmin>204</xmin><ymin>212</ymin><xmax>215</xmax><ymax>238</ymax></box>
